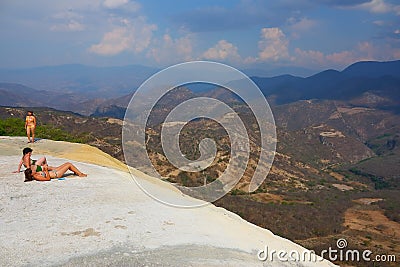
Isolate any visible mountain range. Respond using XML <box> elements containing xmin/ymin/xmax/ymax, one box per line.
<box><xmin>0</xmin><ymin>64</ymin><xmax>159</xmax><ymax>98</ymax></box>
<box><xmin>91</xmin><ymin>59</ymin><xmax>400</xmax><ymax>118</ymax></box>
<box><xmin>253</xmin><ymin>60</ymin><xmax>400</xmax><ymax>107</ymax></box>
<box><xmin>1</xmin><ymin>60</ymin><xmax>399</xmax><ymax>117</ymax></box>
<box><xmin>1</xmin><ymin>59</ymin><xmax>400</xmax><ymax>266</ymax></box>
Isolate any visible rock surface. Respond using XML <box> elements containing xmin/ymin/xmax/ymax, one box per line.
<box><xmin>0</xmin><ymin>137</ymin><xmax>336</xmax><ymax>266</ymax></box>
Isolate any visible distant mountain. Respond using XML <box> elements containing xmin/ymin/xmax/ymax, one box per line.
<box><xmin>251</xmin><ymin>60</ymin><xmax>400</xmax><ymax>109</ymax></box>
<box><xmin>92</xmin><ymin>60</ymin><xmax>400</xmax><ymax>118</ymax></box>
<box><xmin>91</xmin><ymin>93</ymin><xmax>133</xmax><ymax>119</ymax></box>
<box><xmin>0</xmin><ymin>63</ymin><xmax>317</xmax><ymax>99</ymax></box>
<box><xmin>91</xmin><ymin>87</ymin><xmax>198</xmax><ymax>120</ymax></box>
<box><xmin>0</xmin><ymin>83</ymin><xmax>39</xmax><ymax>107</ymax></box>
<box><xmin>0</xmin><ymin>82</ymin><xmax>87</xmax><ymax>112</ymax></box>
<box><xmin>242</xmin><ymin>65</ymin><xmax>317</xmax><ymax>77</ymax></box>
<box><xmin>2</xmin><ymin>60</ymin><xmax>399</xmax><ymax>117</ymax></box>
<box><xmin>343</xmin><ymin>60</ymin><xmax>400</xmax><ymax>78</ymax></box>
<box><xmin>0</xmin><ymin>64</ymin><xmax>159</xmax><ymax>98</ymax></box>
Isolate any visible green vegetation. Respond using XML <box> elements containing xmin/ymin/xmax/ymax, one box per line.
<box><xmin>0</xmin><ymin>117</ymin><xmax>26</xmax><ymax>136</ymax></box>
<box><xmin>206</xmin><ymin>175</ymin><xmax>216</xmax><ymax>183</ymax></box>
<box><xmin>251</xmin><ymin>186</ymin><xmax>267</xmax><ymax>194</ymax></box>
<box><xmin>215</xmin><ymin>189</ymin><xmax>353</xmax><ymax>240</ymax></box>
<box><xmin>230</xmin><ymin>188</ymin><xmax>247</xmax><ymax>195</ymax></box>
<box><xmin>0</xmin><ymin>117</ymin><xmax>89</xmax><ymax>143</ymax></box>
<box><xmin>376</xmin><ymin>133</ymin><xmax>392</xmax><ymax>140</ymax></box>
<box><xmin>349</xmin><ymin>167</ymin><xmax>392</xmax><ymax>190</ymax></box>
<box><xmin>177</xmin><ymin>172</ymin><xmax>190</xmax><ymax>186</ymax></box>
<box><xmin>378</xmin><ymin>191</ymin><xmax>400</xmax><ymax>222</ymax></box>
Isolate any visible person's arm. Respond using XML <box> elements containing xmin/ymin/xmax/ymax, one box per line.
<box><xmin>25</xmin><ymin>117</ymin><xmax>28</xmax><ymax>129</ymax></box>
<box><xmin>13</xmin><ymin>160</ymin><xmax>23</xmax><ymax>173</ymax></box>
<box><xmin>23</xmin><ymin>155</ymin><xmax>31</xmax><ymax>169</ymax></box>
<box><xmin>33</xmin><ymin>171</ymin><xmax>50</xmax><ymax>181</ymax></box>
<box><xmin>43</xmin><ymin>165</ymin><xmax>52</xmax><ymax>179</ymax></box>
<box><xmin>33</xmin><ymin>116</ymin><xmax>36</xmax><ymax>127</ymax></box>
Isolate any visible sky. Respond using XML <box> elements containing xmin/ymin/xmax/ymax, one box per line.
<box><xmin>0</xmin><ymin>0</ymin><xmax>399</xmax><ymax>72</ymax></box>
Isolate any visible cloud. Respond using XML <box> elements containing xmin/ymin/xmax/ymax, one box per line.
<box><xmin>294</xmin><ymin>48</ymin><xmax>327</xmax><ymax>65</ymax></box>
<box><xmin>258</xmin><ymin>28</ymin><xmax>290</xmax><ymax>61</ymax></box>
<box><xmin>357</xmin><ymin>41</ymin><xmax>376</xmax><ymax>59</ymax></box>
<box><xmin>316</xmin><ymin>0</ymin><xmax>371</xmax><ymax>6</ymax></box>
<box><xmin>147</xmin><ymin>34</ymin><xmax>193</xmax><ymax>64</ymax></box>
<box><xmin>244</xmin><ymin>27</ymin><xmax>292</xmax><ymax>64</ymax></box>
<box><xmin>294</xmin><ymin>46</ymin><xmax>365</xmax><ymax>68</ymax></box>
<box><xmin>287</xmin><ymin>17</ymin><xmax>317</xmax><ymax>39</ymax></box>
<box><xmin>52</xmin><ymin>10</ymin><xmax>83</xmax><ymax>20</ymax></box>
<box><xmin>170</xmin><ymin>2</ymin><xmax>273</xmax><ymax>33</ymax></box>
<box><xmin>50</xmin><ymin>9</ymin><xmax>86</xmax><ymax>32</ymax></box>
<box><xmin>373</xmin><ymin>20</ymin><xmax>385</xmax><ymax>26</ymax></box>
<box><xmin>89</xmin><ymin>17</ymin><xmax>156</xmax><ymax>56</ymax></box>
<box><xmin>314</xmin><ymin>0</ymin><xmax>400</xmax><ymax>16</ymax></box>
<box><xmin>50</xmin><ymin>20</ymin><xmax>85</xmax><ymax>32</ymax></box>
<box><xmin>353</xmin><ymin>41</ymin><xmax>400</xmax><ymax>61</ymax></box>
<box><xmin>339</xmin><ymin>0</ymin><xmax>400</xmax><ymax>15</ymax></box>
<box><xmin>326</xmin><ymin>50</ymin><xmax>359</xmax><ymax>65</ymax></box>
<box><xmin>294</xmin><ymin>41</ymin><xmax>400</xmax><ymax>68</ymax></box>
<box><xmin>103</xmin><ymin>0</ymin><xmax>141</xmax><ymax>14</ymax></box>
<box><xmin>289</xmin><ymin>17</ymin><xmax>317</xmax><ymax>32</ymax></box>
<box><xmin>294</xmin><ymin>47</ymin><xmax>360</xmax><ymax>68</ymax></box>
<box><xmin>103</xmin><ymin>0</ymin><xmax>129</xmax><ymax>9</ymax></box>
<box><xmin>202</xmin><ymin>40</ymin><xmax>241</xmax><ymax>62</ymax></box>
<box><xmin>358</xmin><ymin>0</ymin><xmax>392</xmax><ymax>13</ymax></box>
<box><xmin>89</xmin><ymin>27</ymin><xmax>131</xmax><ymax>55</ymax></box>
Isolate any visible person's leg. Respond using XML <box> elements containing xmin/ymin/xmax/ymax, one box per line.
<box><xmin>26</xmin><ymin>127</ymin><xmax>31</xmax><ymax>143</ymax></box>
<box><xmin>31</xmin><ymin>127</ymin><xmax>35</xmax><ymax>143</ymax></box>
<box><xmin>35</xmin><ymin>158</ymin><xmax>55</xmax><ymax>171</ymax></box>
<box><xmin>55</xmin><ymin>162</ymin><xmax>87</xmax><ymax>177</ymax></box>
<box><xmin>35</xmin><ymin>157</ymin><xmax>47</xmax><ymax>166</ymax></box>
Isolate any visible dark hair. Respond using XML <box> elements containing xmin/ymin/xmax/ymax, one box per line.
<box><xmin>24</xmin><ymin>168</ymin><xmax>34</xmax><ymax>182</ymax></box>
<box><xmin>27</xmin><ymin>111</ymin><xmax>34</xmax><ymax>115</ymax></box>
<box><xmin>23</xmin><ymin>147</ymin><xmax>33</xmax><ymax>155</ymax></box>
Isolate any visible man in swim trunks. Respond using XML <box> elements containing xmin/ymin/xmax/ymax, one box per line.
<box><xmin>25</xmin><ymin>111</ymin><xmax>36</xmax><ymax>143</ymax></box>
<box><xmin>13</xmin><ymin>147</ymin><xmax>52</xmax><ymax>173</ymax></box>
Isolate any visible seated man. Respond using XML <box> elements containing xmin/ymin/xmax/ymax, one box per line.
<box><xmin>14</xmin><ymin>147</ymin><xmax>51</xmax><ymax>173</ymax></box>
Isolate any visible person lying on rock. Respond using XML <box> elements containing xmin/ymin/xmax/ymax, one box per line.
<box><xmin>14</xmin><ymin>147</ymin><xmax>53</xmax><ymax>173</ymax></box>
<box><xmin>24</xmin><ymin>163</ymin><xmax>87</xmax><ymax>182</ymax></box>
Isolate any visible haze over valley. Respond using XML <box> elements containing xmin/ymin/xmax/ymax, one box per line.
<box><xmin>1</xmin><ymin>59</ymin><xmax>399</xmax><ymax>266</ymax></box>
<box><xmin>2</xmin><ymin>0</ymin><xmax>400</xmax><ymax>265</ymax></box>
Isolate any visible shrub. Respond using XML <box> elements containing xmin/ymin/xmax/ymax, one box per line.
<box><xmin>0</xmin><ymin>118</ymin><xmax>26</xmax><ymax>136</ymax></box>
<box><xmin>0</xmin><ymin>118</ymin><xmax>88</xmax><ymax>143</ymax></box>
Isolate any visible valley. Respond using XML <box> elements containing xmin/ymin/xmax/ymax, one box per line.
<box><xmin>1</xmin><ymin>60</ymin><xmax>399</xmax><ymax>266</ymax></box>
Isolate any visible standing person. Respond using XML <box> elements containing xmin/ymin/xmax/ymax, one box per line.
<box><xmin>25</xmin><ymin>111</ymin><xmax>36</xmax><ymax>143</ymax></box>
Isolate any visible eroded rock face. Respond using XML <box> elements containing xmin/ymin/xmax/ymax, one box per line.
<box><xmin>0</xmin><ymin>137</ymin><xmax>336</xmax><ymax>267</ymax></box>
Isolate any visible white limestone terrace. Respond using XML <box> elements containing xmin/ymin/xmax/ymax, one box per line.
<box><xmin>0</xmin><ymin>136</ymin><xmax>337</xmax><ymax>266</ymax></box>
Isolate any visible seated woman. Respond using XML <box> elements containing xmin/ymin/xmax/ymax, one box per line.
<box><xmin>14</xmin><ymin>147</ymin><xmax>53</xmax><ymax>173</ymax></box>
<box><xmin>24</xmin><ymin>162</ymin><xmax>87</xmax><ymax>182</ymax></box>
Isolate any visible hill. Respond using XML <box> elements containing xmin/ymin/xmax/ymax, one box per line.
<box><xmin>252</xmin><ymin>60</ymin><xmax>400</xmax><ymax>108</ymax></box>
<box><xmin>2</xmin><ymin>95</ymin><xmax>399</xmax><ymax>266</ymax></box>
<box><xmin>1</xmin><ymin>59</ymin><xmax>400</xmax><ymax>266</ymax></box>
<box><xmin>343</xmin><ymin>60</ymin><xmax>400</xmax><ymax>78</ymax></box>
<box><xmin>1</xmin><ymin>60</ymin><xmax>399</xmax><ymax>118</ymax></box>
<box><xmin>0</xmin><ymin>106</ymin><xmax>123</xmax><ymax>160</ymax></box>
<box><xmin>0</xmin><ymin>137</ymin><xmax>335</xmax><ymax>266</ymax></box>
<box><xmin>92</xmin><ymin>60</ymin><xmax>400</xmax><ymax>118</ymax></box>
<box><xmin>0</xmin><ymin>82</ymin><xmax>91</xmax><ymax>112</ymax></box>
<box><xmin>0</xmin><ymin>64</ymin><xmax>159</xmax><ymax>98</ymax></box>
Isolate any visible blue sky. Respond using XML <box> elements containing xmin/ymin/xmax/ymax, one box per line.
<box><xmin>0</xmin><ymin>0</ymin><xmax>399</xmax><ymax>71</ymax></box>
